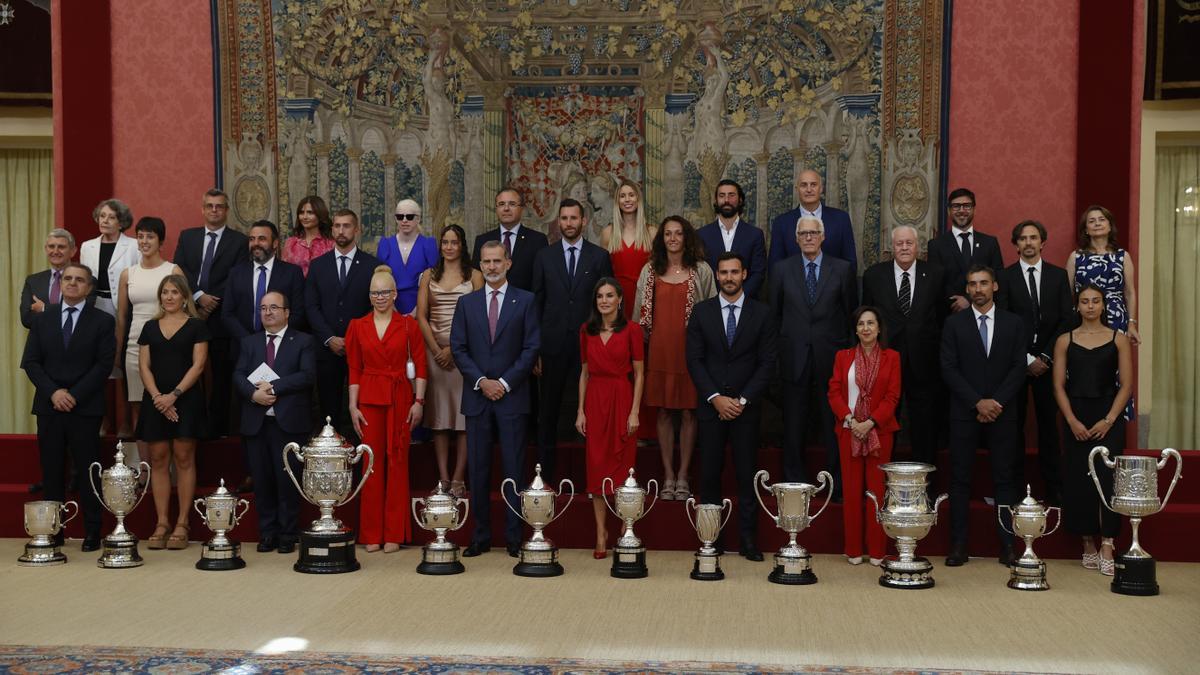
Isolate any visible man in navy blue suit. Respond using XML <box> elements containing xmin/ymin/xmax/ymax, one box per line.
<box><xmin>451</xmin><ymin>240</ymin><xmax>541</xmax><ymax>557</ymax></box>
<box><xmin>223</xmin><ymin>220</ymin><xmax>306</xmax><ymax>344</ymax></box>
<box><xmin>234</xmin><ymin>291</ymin><xmax>316</xmax><ymax>554</ymax></box>
<box><xmin>304</xmin><ymin>209</ymin><xmax>381</xmax><ymax>435</ymax></box>
<box><xmin>768</xmin><ymin>169</ymin><xmax>857</xmax><ymax>277</ymax></box>
<box><xmin>697</xmin><ymin>179</ymin><xmax>767</xmax><ymax>297</ymax></box>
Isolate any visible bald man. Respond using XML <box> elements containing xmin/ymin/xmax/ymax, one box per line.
<box><xmin>768</xmin><ymin>169</ymin><xmax>857</xmax><ymax>277</ymax></box>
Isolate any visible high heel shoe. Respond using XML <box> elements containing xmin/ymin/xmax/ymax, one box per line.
<box><xmin>593</xmin><ymin>549</ymin><xmax>607</xmax><ymax>559</ymax></box>
<box><xmin>166</xmin><ymin>523</ymin><xmax>190</xmax><ymax>550</ymax></box>
<box><xmin>1081</xmin><ymin>551</ymin><xmax>1100</xmax><ymax>570</ymax></box>
<box><xmin>147</xmin><ymin>522</ymin><xmax>170</xmax><ymax>550</ymax></box>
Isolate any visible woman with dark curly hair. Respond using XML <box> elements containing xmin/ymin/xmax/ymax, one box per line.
<box><xmin>282</xmin><ymin>195</ymin><xmax>335</xmax><ymax>276</ymax></box>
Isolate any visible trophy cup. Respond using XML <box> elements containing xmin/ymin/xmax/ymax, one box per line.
<box><xmin>18</xmin><ymin>500</ymin><xmax>78</xmax><ymax>566</ymax></box>
<box><xmin>685</xmin><ymin>498</ymin><xmax>731</xmax><ymax>581</ymax></box>
<box><xmin>284</xmin><ymin>418</ymin><xmax>375</xmax><ymax>574</ymax></box>
<box><xmin>754</xmin><ymin>469</ymin><xmax>833</xmax><ymax>585</ymax></box>
<box><xmin>501</xmin><ymin>464</ymin><xmax>575</xmax><ymax>577</ymax></box>
<box><xmin>866</xmin><ymin>462</ymin><xmax>947</xmax><ymax>589</ymax></box>
<box><xmin>998</xmin><ymin>484</ymin><xmax>1061</xmax><ymax>591</ymax></box>
<box><xmin>89</xmin><ymin>442</ymin><xmax>151</xmax><ymax>568</ymax></box>
<box><xmin>412</xmin><ymin>483</ymin><xmax>469</xmax><ymax>575</ymax></box>
<box><xmin>1088</xmin><ymin>446</ymin><xmax>1183</xmax><ymax>596</ymax></box>
<box><xmin>602</xmin><ymin>468</ymin><xmax>659</xmax><ymax>579</ymax></box>
<box><xmin>193</xmin><ymin>479</ymin><xmax>251</xmax><ymax>571</ymax></box>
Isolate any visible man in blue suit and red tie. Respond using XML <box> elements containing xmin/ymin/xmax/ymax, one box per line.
<box><xmin>768</xmin><ymin>169</ymin><xmax>858</xmax><ymax>277</ymax></box>
<box><xmin>450</xmin><ymin>240</ymin><xmax>541</xmax><ymax>558</ymax></box>
<box><xmin>697</xmin><ymin>179</ymin><xmax>767</xmax><ymax>298</ymax></box>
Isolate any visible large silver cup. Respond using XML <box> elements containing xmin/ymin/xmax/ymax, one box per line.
<box><xmin>283</xmin><ymin>419</ymin><xmax>375</xmax><ymax>534</ymax></box>
<box><xmin>685</xmin><ymin>498</ymin><xmax>732</xmax><ymax>580</ymax></box>
<box><xmin>1088</xmin><ymin>446</ymin><xmax>1183</xmax><ymax>596</ymax></box>
<box><xmin>755</xmin><ymin>469</ymin><xmax>832</xmax><ymax>585</ymax></box>
<box><xmin>18</xmin><ymin>500</ymin><xmax>79</xmax><ymax>566</ymax></box>
<box><xmin>866</xmin><ymin>462</ymin><xmax>947</xmax><ymax>589</ymax></box>
<box><xmin>193</xmin><ymin>479</ymin><xmax>251</xmax><ymax>571</ymax></box>
<box><xmin>998</xmin><ymin>484</ymin><xmax>1061</xmax><ymax>590</ymax></box>
<box><xmin>89</xmin><ymin>441</ymin><xmax>151</xmax><ymax>568</ymax></box>
<box><xmin>602</xmin><ymin>468</ymin><xmax>659</xmax><ymax>579</ymax></box>
<box><xmin>502</xmin><ymin>463</ymin><xmax>575</xmax><ymax>577</ymax></box>
<box><xmin>412</xmin><ymin>483</ymin><xmax>469</xmax><ymax>575</ymax></box>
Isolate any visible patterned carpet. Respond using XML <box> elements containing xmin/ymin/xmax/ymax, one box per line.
<box><xmin>0</xmin><ymin>645</ymin><xmax>1054</xmax><ymax>674</ymax></box>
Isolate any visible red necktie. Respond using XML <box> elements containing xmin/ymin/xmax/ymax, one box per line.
<box><xmin>49</xmin><ymin>270</ymin><xmax>62</xmax><ymax>305</ymax></box>
<box><xmin>488</xmin><ymin>290</ymin><xmax>500</xmax><ymax>343</ymax></box>
<box><xmin>266</xmin><ymin>334</ymin><xmax>277</xmax><ymax>368</ymax></box>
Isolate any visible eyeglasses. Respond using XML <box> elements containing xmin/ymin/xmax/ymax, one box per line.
<box><xmin>797</xmin><ymin>230</ymin><xmax>823</xmax><ymax>239</ymax></box>
<box><xmin>204</xmin><ymin>204</ymin><xmax>229</xmax><ymax>211</ymax></box>
<box><xmin>949</xmin><ymin>203</ymin><xmax>975</xmax><ymax>211</ymax></box>
<box><xmin>394</xmin><ymin>213</ymin><xmax>419</xmax><ymax>221</ymax></box>
<box><xmin>259</xmin><ymin>304</ymin><xmax>286</xmax><ymax>313</ymax></box>
<box><xmin>369</xmin><ymin>290</ymin><xmax>395</xmax><ymax>298</ymax></box>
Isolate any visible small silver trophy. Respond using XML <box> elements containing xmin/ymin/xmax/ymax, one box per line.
<box><xmin>193</xmin><ymin>479</ymin><xmax>251</xmax><ymax>571</ymax></box>
<box><xmin>866</xmin><ymin>462</ymin><xmax>947</xmax><ymax>589</ymax></box>
<box><xmin>412</xmin><ymin>483</ymin><xmax>469</xmax><ymax>575</ymax></box>
<box><xmin>602</xmin><ymin>468</ymin><xmax>659</xmax><ymax>579</ymax></box>
<box><xmin>18</xmin><ymin>500</ymin><xmax>79</xmax><ymax>566</ymax></box>
<box><xmin>89</xmin><ymin>441</ymin><xmax>151</xmax><ymax>569</ymax></box>
<box><xmin>755</xmin><ymin>469</ymin><xmax>833</xmax><ymax>585</ymax></box>
<box><xmin>999</xmin><ymin>485</ymin><xmax>1061</xmax><ymax>591</ymax></box>
<box><xmin>502</xmin><ymin>464</ymin><xmax>575</xmax><ymax>577</ymax></box>
<box><xmin>685</xmin><ymin>498</ymin><xmax>732</xmax><ymax>580</ymax></box>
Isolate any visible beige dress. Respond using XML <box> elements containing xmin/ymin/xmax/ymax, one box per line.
<box><xmin>125</xmin><ymin>261</ymin><xmax>176</xmax><ymax>401</ymax></box>
<box><xmin>425</xmin><ymin>278</ymin><xmax>472</xmax><ymax>431</ymax></box>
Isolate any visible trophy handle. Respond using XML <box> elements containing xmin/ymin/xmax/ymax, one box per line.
<box><xmin>1087</xmin><ymin>446</ymin><xmax>1117</xmax><ymax>514</ymax></box>
<box><xmin>547</xmin><ymin>478</ymin><xmax>576</xmax><ymax>526</ymax></box>
<box><xmin>809</xmin><ymin>470</ymin><xmax>835</xmax><ymax>521</ymax></box>
<box><xmin>88</xmin><ymin>462</ymin><xmax>104</xmax><ymax>505</ymax></box>
<box><xmin>719</xmin><ymin>498</ymin><xmax>733</xmax><ymax>534</ymax></box>
<box><xmin>192</xmin><ymin>498</ymin><xmax>207</xmax><ymax>523</ymax></box>
<box><xmin>1157</xmin><ymin>448</ymin><xmax>1183</xmax><ymax>512</ymax></box>
<box><xmin>684</xmin><ymin>497</ymin><xmax>698</xmax><ymax>532</ymax></box>
<box><xmin>340</xmin><ymin>444</ymin><xmax>375</xmax><ymax>507</ymax></box>
<box><xmin>282</xmin><ymin>442</ymin><xmax>315</xmax><ymax>506</ymax></box>
<box><xmin>997</xmin><ymin>505</ymin><xmax>1014</xmax><ymax>536</ymax></box>
<box><xmin>451</xmin><ymin>496</ymin><xmax>469</xmax><ymax>532</ymax></box>
<box><xmin>1045</xmin><ymin>506</ymin><xmax>1062</xmax><ymax>537</ymax></box>
<box><xmin>60</xmin><ymin>500</ymin><xmax>79</xmax><ymax>529</ymax></box>
<box><xmin>753</xmin><ymin>470</ymin><xmax>778</xmax><ymax>523</ymax></box>
<box><xmin>500</xmin><ymin>478</ymin><xmax>523</xmax><ymax>521</ymax></box>
<box><xmin>236</xmin><ymin>498</ymin><xmax>251</xmax><ymax>523</ymax></box>
<box><xmin>130</xmin><ymin>461</ymin><xmax>152</xmax><ymax>513</ymax></box>
<box><xmin>411</xmin><ymin>497</ymin><xmax>426</xmax><ymax>528</ymax></box>
<box><xmin>642</xmin><ymin>479</ymin><xmax>660</xmax><ymax>517</ymax></box>
<box><xmin>865</xmin><ymin>490</ymin><xmax>881</xmax><ymax>523</ymax></box>
<box><xmin>601</xmin><ymin>477</ymin><xmax>620</xmax><ymax>519</ymax></box>
<box><xmin>931</xmin><ymin>494</ymin><xmax>948</xmax><ymax>524</ymax></box>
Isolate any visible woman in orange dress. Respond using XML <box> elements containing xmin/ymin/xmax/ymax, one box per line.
<box><xmin>347</xmin><ymin>265</ymin><xmax>427</xmax><ymax>552</ymax></box>
<box><xmin>576</xmin><ymin>278</ymin><xmax>644</xmax><ymax>558</ymax></box>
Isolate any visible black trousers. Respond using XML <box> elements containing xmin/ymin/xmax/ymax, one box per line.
<box><xmin>316</xmin><ymin>354</ymin><xmax>349</xmax><ymax>437</ymax></box>
<box><xmin>900</xmin><ymin>368</ymin><xmax>943</xmax><ymax>467</ymax></box>
<box><xmin>37</xmin><ymin>412</ymin><xmax>103</xmax><ymax>538</ymax></box>
<box><xmin>206</xmin><ymin>336</ymin><xmax>233</xmax><ymax>436</ymax></box>
<box><xmin>1015</xmin><ymin>372</ymin><xmax>1062</xmax><ymax>498</ymax></box>
<box><xmin>245</xmin><ymin>417</ymin><xmax>307</xmax><ymax>542</ymax></box>
<box><xmin>948</xmin><ymin>416</ymin><xmax>1020</xmax><ymax>547</ymax></box>
<box><xmin>781</xmin><ymin>355</ymin><xmax>841</xmax><ymax>494</ymax></box>
<box><xmin>698</xmin><ymin>406</ymin><xmax>762</xmax><ymax>542</ymax></box>
<box><xmin>1062</xmin><ymin>397</ymin><xmax>1124</xmax><ymax>538</ymax></box>
<box><xmin>467</xmin><ymin>407</ymin><xmax>527</xmax><ymax>546</ymax></box>
<box><xmin>536</xmin><ymin>345</ymin><xmax>581</xmax><ymax>482</ymax></box>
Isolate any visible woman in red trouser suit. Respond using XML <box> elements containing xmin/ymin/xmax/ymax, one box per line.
<box><xmin>827</xmin><ymin>306</ymin><xmax>900</xmax><ymax>566</ymax></box>
<box><xmin>347</xmin><ymin>265</ymin><xmax>427</xmax><ymax>553</ymax></box>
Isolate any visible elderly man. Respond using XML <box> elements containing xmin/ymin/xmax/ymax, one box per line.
<box><xmin>769</xmin><ymin>215</ymin><xmax>856</xmax><ymax>499</ymax></box>
<box><xmin>768</xmin><ymin>169</ymin><xmax>857</xmax><ymax>276</ymax></box>
<box><xmin>21</xmin><ymin>229</ymin><xmax>80</xmax><ymax>330</ymax></box>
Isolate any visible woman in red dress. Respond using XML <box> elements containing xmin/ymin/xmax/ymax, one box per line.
<box><xmin>576</xmin><ymin>278</ymin><xmax>645</xmax><ymax>558</ymax></box>
<box><xmin>827</xmin><ymin>306</ymin><xmax>901</xmax><ymax>565</ymax></box>
<box><xmin>347</xmin><ymin>265</ymin><xmax>428</xmax><ymax>552</ymax></box>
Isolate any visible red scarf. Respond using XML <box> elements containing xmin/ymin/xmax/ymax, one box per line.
<box><xmin>852</xmin><ymin>345</ymin><xmax>882</xmax><ymax>457</ymax></box>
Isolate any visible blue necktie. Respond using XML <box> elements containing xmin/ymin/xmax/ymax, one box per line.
<box><xmin>806</xmin><ymin>262</ymin><xmax>818</xmax><ymax>305</ymax></box>
<box><xmin>198</xmin><ymin>232</ymin><xmax>217</xmax><ymax>292</ymax></box>
<box><xmin>339</xmin><ymin>255</ymin><xmax>349</xmax><ymax>285</ymax></box>
<box><xmin>725</xmin><ymin>303</ymin><xmax>737</xmax><ymax>347</ymax></box>
<box><xmin>62</xmin><ymin>307</ymin><xmax>76</xmax><ymax>348</ymax></box>
<box><xmin>254</xmin><ymin>265</ymin><xmax>267</xmax><ymax>331</ymax></box>
<box><xmin>978</xmin><ymin>315</ymin><xmax>989</xmax><ymax>356</ymax></box>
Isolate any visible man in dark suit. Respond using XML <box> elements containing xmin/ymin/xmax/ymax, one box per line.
<box><xmin>688</xmin><ymin>252</ymin><xmax>777</xmax><ymax>560</ymax></box>
<box><xmin>175</xmin><ymin>189</ymin><xmax>250</xmax><ymax>436</ymax></box>
<box><xmin>697</xmin><ymin>180</ymin><xmax>767</xmax><ymax>298</ymax></box>
<box><xmin>472</xmin><ymin>186</ymin><xmax>549</xmax><ymax>291</ymax></box>
<box><xmin>861</xmin><ymin>225</ymin><xmax>948</xmax><ymax>466</ymax></box>
<box><xmin>21</xmin><ymin>263</ymin><xmax>115</xmax><ymax>551</ymax></box>
<box><xmin>233</xmin><ymin>291</ymin><xmax>316</xmax><ymax>554</ymax></box>
<box><xmin>927</xmin><ymin>188</ymin><xmax>1005</xmax><ymax>315</ymax></box>
<box><xmin>20</xmin><ymin>228</ymin><xmax>78</xmax><ymax>330</ymax></box>
<box><xmin>305</xmin><ymin>208</ymin><xmax>381</xmax><ymax>435</ymax></box>
<box><xmin>769</xmin><ymin>215</ymin><xmax>857</xmax><ymax>498</ymax></box>
<box><xmin>223</xmin><ymin>220</ymin><xmax>307</xmax><ymax>342</ymax></box>
<box><xmin>767</xmin><ymin>169</ymin><xmax>857</xmax><ymax>276</ymax></box>
<box><xmin>531</xmin><ymin>198</ymin><xmax>613</xmax><ymax>480</ymax></box>
<box><xmin>998</xmin><ymin>220</ymin><xmax>1073</xmax><ymax>504</ymax></box>
<box><xmin>940</xmin><ymin>265</ymin><xmax>1027</xmax><ymax>566</ymax></box>
<box><xmin>451</xmin><ymin>240</ymin><xmax>541</xmax><ymax>557</ymax></box>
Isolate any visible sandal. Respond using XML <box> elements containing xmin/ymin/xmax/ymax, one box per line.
<box><xmin>1099</xmin><ymin>556</ymin><xmax>1115</xmax><ymax>576</ymax></box>
<box><xmin>1081</xmin><ymin>551</ymin><xmax>1100</xmax><ymax>570</ymax></box>
<box><xmin>147</xmin><ymin>523</ymin><xmax>170</xmax><ymax>550</ymax></box>
<box><xmin>661</xmin><ymin>479</ymin><xmax>677</xmax><ymax>501</ymax></box>
<box><xmin>383</xmin><ymin>543</ymin><xmax>401</xmax><ymax>553</ymax></box>
<box><xmin>450</xmin><ymin>480</ymin><xmax>466</xmax><ymax>498</ymax></box>
<box><xmin>364</xmin><ymin>544</ymin><xmax>381</xmax><ymax>553</ymax></box>
<box><xmin>674</xmin><ymin>479</ymin><xmax>691</xmax><ymax>500</ymax></box>
<box><xmin>166</xmin><ymin>523</ymin><xmax>190</xmax><ymax>550</ymax></box>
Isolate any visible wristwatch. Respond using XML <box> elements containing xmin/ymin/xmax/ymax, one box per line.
<box><xmin>738</xmin><ymin>396</ymin><xmax>748</xmax><ymax>406</ymax></box>
<box><xmin>171</xmin><ymin>388</ymin><xmax>183</xmax><ymax>397</ymax></box>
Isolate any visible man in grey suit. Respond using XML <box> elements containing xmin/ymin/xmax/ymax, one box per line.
<box><xmin>21</xmin><ymin>229</ymin><xmax>79</xmax><ymax>330</ymax></box>
<box><xmin>769</xmin><ymin>216</ymin><xmax>857</xmax><ymax>499</ymax></box>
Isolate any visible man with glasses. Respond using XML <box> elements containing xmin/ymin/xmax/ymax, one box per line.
<box><xmin>928</xmin><ymin>188</ymin><xmax>1004</xmax><ymax>314</ymax></box>
<box><xmin>472</xmin><ymin>186</ymin><xmax>548</xmax><ymax>291</ymax></box>
<box><xmin>234</xmin><ymin>291</ymin><xmax>316</xmax><ymax>554</ymax></box>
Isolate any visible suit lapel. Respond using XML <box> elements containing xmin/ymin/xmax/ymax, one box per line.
<box><xmin>493</xmin><ymin>292</ymin><xmax>520</xmax><ymax>341</ymax></box>
<box><xmin>729</xmin><ymin>299</ymin><xmax>753</xmax><ymax>350</ymax></box>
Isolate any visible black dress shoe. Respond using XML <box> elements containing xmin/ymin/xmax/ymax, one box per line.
<box><xmin>277</xmin><ymin>539</ymin><xmax>297</xmax><ymax>554</ymax></box>
<box><xmin>237</xmin><ymin>476</ymin><xmax>254</xmax><ymax>494</ymax></box>
<box><xmin>945</xmin><ymin>542</ymin><xmax>969</xmax><ymax>567</ymax></box>
<box><xmin>462</xmin><ymin>541</ymin><xmax>491</xmax><ymax>557</ymax></box>
<box><xmin>506</xmin><ymin>543</ymin><xmax>521</xmax><ymax>558</ymax></box>
<box><xmin>998</xmin><ymin>545</ymin><xmax>1015</xmax><ymax>566</ymax></box>
<box><xmin>81</xmin><ymin>537</ymin><xmax>101</xmax><ymax>552</ymax></box>
<box><xmin>740</xmin><ymin>537</ymin><xmax>764</xmax><ymax>562</ymax></box>
<box><xmin>256</xmin><ymin>538</ymin><xmax>278</xmax><ymax>553</ymax></box>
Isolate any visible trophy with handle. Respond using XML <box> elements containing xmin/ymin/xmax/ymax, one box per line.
<box><xmin>193</xmin><ymin>479</ymin><xmax>252</xmax><ymax>571</ymax></box>
<box><xmin>685</xmin><ymin>497</ymin><xmax>732</xmax><ymax>581</ymax></box>
<box><xmin>412</xmin><ymin>482</ymin><xmax>469</xmax><ymax>575</ymax></box>
<box><xmin>18</xmin><ymin>500</ymin><xmax>79</xmax><ymax>566</ymax></box>
<box><xmin>502</xmin><ymin>464</ymin><xmax>575</xmax><ymax>577</ymax></box>
<box><xmin>866</xmin><ymin>462</ymin><xmax>947</xmax><ymax>589</ymax></box>
<box><xmin>755</xmin><ymin>469</ymin><xmax>833</xmax><ymax>585</ymax></box>
<box><xmin>602</xmin><ymin>468</ymin><xmax>659</xmax><ymax>579</ymax></box>
<box><xmin>89</xmin><ymin>441</ymin><xmax>151</xmax><ymax>568</ymax></box>
<box><xmin>999</xmin><ymin>484</ymin><xmax>1061</xmax><ymax>590</ymax></box>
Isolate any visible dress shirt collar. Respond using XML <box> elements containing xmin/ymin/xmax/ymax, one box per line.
<box><xmin>802</xmin><ymin>251</ymin><xmax>824</xmax><ymax>268</ymax></box>
<box><xmin>951</xmin><ymin>225</ymin><xmax>974</xmax><ymax>238</ymax></box>
<box><xmin>718</xmin><ymin>215</ymin><xmax>740</xmax><ymax>232</ymax></box>
<box><xmin>256</xmin><ymin>256</ymin><xmax>276</xmax><ymax>273</ymax></box>
<box><xmin>486</xmin><ymin>281</ymin><xmax>509</xmax><ymax>298</ymax></box>
<box><xmin>720</xmin><ymin>292</ymin><xmax>745</xmax><ymax>312</ymax></box>
<box><xmin>500</xmin><ymin>223</ymin><xmax>522</xmax><ymax>238</ymax></box>
<box><xmin>266</xmin><ymin>324</ymin><xmax>288</xmax><ymax>342</ymax></box>
<box><xmin>62</xmin><ymin>299</ymin><xmax>86</xmax><ymax>317</ymax></box>
<box><xmin>800</xmin><ymin>203</ymin><xmax>823</xmax><ymax>220</ymax></box>
<box><xmin>1019</xmin><ymin>258</ymin><xmax>1042</xmax><ymax>275</ymax></box>
<box><xmin>203</xmin><ymin>225</ymin><xmax>227</xmax><ymax>238</ymax></box>
<box><xmin>894</xmin><ymin>260</ymin><xmax>916</xmax><ymax>278</ymax></box>
<box><xmin>335</xmin><ymin>247</ymin><xmax>358</xmax><ymax>262</ymax></box>
<box><xmin>560</xmin><ymin>236</ymin><xmax>582</xmax><ymax>253</ymax></box>
<box><xmin>971</xmin><ymin>303</ymin><xmax>996</xmax><ymax>323</ymax></box>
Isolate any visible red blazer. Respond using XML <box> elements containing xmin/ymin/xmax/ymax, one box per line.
<box><xmin>345</xmin><ymin>313</ymin><xmax>427</xmax><ymax>407</ymax></box>
<box><xmin>827</xmin><ymin>346</ymin><xmax>901</xmax><ymax>441</ymax></box>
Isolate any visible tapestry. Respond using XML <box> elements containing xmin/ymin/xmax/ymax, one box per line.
<box><xmin>214</xmin><ymin>0</ymin><xmax>948</xmax><ymax>266</ymax></box>
<box><xmin>1145</xmin><ymin>0</ymin><xmax>1200</xmax><ymax>100</ymax></box>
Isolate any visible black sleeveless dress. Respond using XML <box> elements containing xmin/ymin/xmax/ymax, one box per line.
<box><xmin>1061</xmin><ymin>329</ymin><xmax>1123</xmax><ymax>537</ymax></box>
<box><xmin>136</xmin><ymin>317</ymin><xmax>210</xmax><ymax>441</ymax></box>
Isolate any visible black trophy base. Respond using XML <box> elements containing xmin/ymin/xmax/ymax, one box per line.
<box><xmin>611</xmin><ymin>546</ymin><xmax>648</xmax><ymax>579</ymax></box>
<box><xmin>513</xmin><ymin>546</ymin><xmax>563</xmax><ymax>577</ymax></box>
<box><xmin>17</xmin><ymin>541</ymin><xmax>67</xmax><ymax>566</ymax></box>
<box><xmin>769</xmin><ymin>554</ymin><xmax>817</xmax><ymax>585</ymax></box>
<box><xmin>691</xmin><ymin>551</ymin><xmax>724</xmax><ymax>581</ymax></box>
<box><xmin>417</xmin><ymin>544</ymin><xmax>464</xmax><ymax>575</ymax></box>
<box><xmin>97</xmin><ymin>536</ymin><xmax>143</xmax><ymax>569</ymax></box>
<box><xmin>879</xmin><ymin>555</ymin><xmax>935</xmax><ymax>589</ymax></box>
<box><xmin>196</xmin><ymin>540</ymin><xmax>246</xmax><ymax>571</ymax></box>
<box><xmin>294</xmin><ymin>530</ymin><xmax>360</xmax><ymax>574</ymax></box>
<box><xmin>1112</xmin><ymin>555</ymin><xmax>1159</xmax><ymax>596</ymax></box>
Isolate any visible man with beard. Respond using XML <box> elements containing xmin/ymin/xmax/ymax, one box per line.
<box><xmin>940</xmin><ymin>265</ymin><xmax>1026</xmax><ymax>566</ymax></box>
<box><xmin>472</xmin><ymin>187</ymin><xmax>549</xmax><ymax>291</ymax></box>
<box><xmin>927</xmin><ymin>188</ymin><xmax>1004</xmax><ymax>314</ymax></box>
<box><xmin>697</xmin><ymin>180</ymin><xmax>767</xmax><ymax>298</ymax></box>
<box><xmin>768</xmin><ymin>169</ymin><xmax>858</xmax><ymax>276</ymax></box>
<box><xmin>223</xmin><ymin>220</ymin><xmax>306</xmax><ymax>343</ymax></box>
<box><xmin>305</xmin><ymin>209</ymin><xmax>381</xmax><ymax>434</ymax></box>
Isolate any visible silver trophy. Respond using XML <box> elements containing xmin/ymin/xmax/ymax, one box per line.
<box><xmin>602</xmin><ymin>468</ymin><xmax>659</xmax><ymax>579</ymax></box>
<box><xmin>685</xmin><ymin>498</ymin><xmax>732</xmax><ymax>581</ymax></box>
<box><xmin>412</xmin><ymin>483</ymin><xmax>469</xmax><ymax>575</ymax></box>
<box><xmin>755</xmin><ymin>469</ymin><xmax>832</xmax><ymax>585</ymax></box>
<box><xmin>502</xmin><ymin>464</ymin><xmax>575</xmax><ymax>577</ymax></box>
<box><xmin>284</xmin><ymin>418</ymin><xmax>375</xmax><ymax>574</ymax></box>
<box><xmin>998</xmin><ymin>484</ymin><xmax>1061</xmax><ymax>590</ymax></box>
<box><xmin>866</xmin><ymin>462</ymin><xmax>947</xmax><ymax>589</ymax></box>
<box><xmin>89</xmin><ymin>441</ymin><xmax>151</xmax><ymax>568</ymax></box>
<box><xmin>18</xmin><ymin>500</ymin><xmax>79</xmax><ymax>566</ymax></box>
<box><xmin>193</xmin><ymin>479</ymin><xmax>251</xmax><ymax>571</ymax></box>
<box><xmin>1088</xmin><ymin>446</ymin><xmax>1183</xmax><ymax>596</ymax></box>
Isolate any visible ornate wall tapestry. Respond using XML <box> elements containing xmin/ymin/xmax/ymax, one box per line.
<box><xmin>215</xmin><ymin>0</ymin><xmax>946</xmax><ymax>266</ymax></box>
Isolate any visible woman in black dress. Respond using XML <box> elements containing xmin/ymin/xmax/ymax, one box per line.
<box><xmin>1052</xmin><ymin>283</ymin><xmax>1133</xmax><ymax>577</ymax></box>
<box><xmin>137</xmin><ymin>274</ymin><xmax>210</xmax><ymax>550</ymax></box>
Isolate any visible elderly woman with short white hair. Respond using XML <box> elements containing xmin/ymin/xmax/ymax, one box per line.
<box><xmin>377</xmin><ymin>198</ymin><xmax>440</xmax><ymax>315</ymax></box>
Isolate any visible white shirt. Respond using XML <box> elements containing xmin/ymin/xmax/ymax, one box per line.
<box><xmin>262</xmin><ymin>325</ymin><xmax>288</xmax><ymax>416</ymax></box>
<box><xmin>476</xmin><ymin>282</ymin><xmax>511</xmax><ymax>393</ymax></box>
<box><xmin>193</xmin><ymin>226</ymin><xmax>228</xmax><ymax>299</ymax></box>
<box><xmin>848</xmin><ymin>362</ymin><xmax>860</xmax><ymax>410</ymax></box>
<box><xmin>500</xmin><ymin>224</ymin><xmax>522</xmax><ymax>255</ymax></box>
<box><xmin>718</xmin><ymin>216</ymin><xmax>740</xmax><ymax>252</ymax></box>
<box><xmin>335</xmin><ymin>246</ymin><xmax>358</xmax><ymax>268</ymax></box>
<box><xmin>61</xmin><ymin>299</ymin><xmax>85</xmax><ymax>328</ymax></box>
<box><xmin>800</xmin><ymin>203</ymin><xmax>823</xmax><ymax>222</ymax></box>
<box><xmin>251</xmin><ymin>257</ymin><xmax>276</xmax><ymax>298</ymax></box>
<box><xmin>705</xmin><ymin>293</ymin><xmax>746</xmax><ymax>403</ymax></box>
<box><xmin>951</xmin><ymin>225</ymin><xmax>974</xmax><ymax>255</ymax></box>
<box><xmin>971</xmin><ymin>304</ymin><xmax>996</xmax><ymax>356</ymax></box>
<box><xmin>561</xmin><ymin>237</ymin><xmax>582</xmax><ymax>273</ymax></box>
<box><xmin>893</xmin><ymin>261</ymin><xmax>917</xmax><ymax>302</ymax></box>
